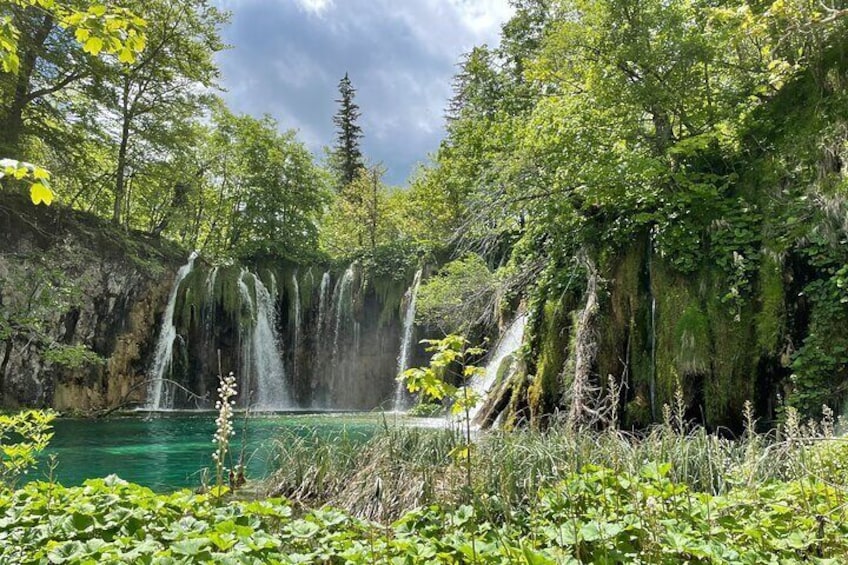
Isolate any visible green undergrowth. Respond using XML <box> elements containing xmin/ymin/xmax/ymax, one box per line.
<box><xmin>3</xmin><ymin>462</ymin><xmax>848</xmax><ymax>563</ymax></box>
<box><xmin>260</xmin><ymin>404</ymin><xmax>848</xmax><ymax>528</ymax></box>
<box><xmin>5</xmin><ymin>406</ymin><xmax>848</xmax><ymax>562</ymax></box>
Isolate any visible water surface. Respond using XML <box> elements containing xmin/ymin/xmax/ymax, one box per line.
<box><xmin>42</xmin><ymin>411</ymin><xmax>391</xmax><ymax>491</ymax></box>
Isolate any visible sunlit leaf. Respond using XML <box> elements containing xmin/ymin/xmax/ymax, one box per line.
<box><xmin>30</xmin><ymin>183</ymin><xmax>54</xmax><ymax>205</ymax></box>
<box><xmin>83</xmin><ymin>36</ymin><xmax>103</xmax><ymax>55</ymax></box>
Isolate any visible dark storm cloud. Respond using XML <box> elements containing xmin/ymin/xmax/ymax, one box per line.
<box><xmin>215</xmin><ymin>0</ymin><xmax>512</xmax><ymax>185</ymax></box>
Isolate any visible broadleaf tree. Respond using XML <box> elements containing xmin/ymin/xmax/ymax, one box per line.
<box><xmin>0</xmin><ymin>1</ymin><xmax>146</xmax><ymax>205</ymax></box>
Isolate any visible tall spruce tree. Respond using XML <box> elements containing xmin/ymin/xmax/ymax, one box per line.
<box><xmin>331</xmin><ymin>73</ymin><xmax>364</xmax><ymax>190</ymax></box>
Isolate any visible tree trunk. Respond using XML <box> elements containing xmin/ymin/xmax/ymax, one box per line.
<box><xmin>0</xmin><ymin>338</ymin><xmax>13</xmax><ymax>401</ymax></box>
<box><xmin>0</xmin><ymin>11</ymin><xmax>53</xmax><ymax>154</ymax></box>
<box><xmin>113</xmin><ymin>80</ymin><xmax>132</xmax><ymax>224</ymax></box>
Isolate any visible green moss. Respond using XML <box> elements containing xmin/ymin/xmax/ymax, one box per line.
<box><xmin>650</xmin><ymin>260</ymin><xmax>759</xmax><ymax>427</ymax></box>
<box><xmin>651</xmin><ymin>260</ymin><xmax>698</xmax><ymax>413</ymax></box>
<box><xmin>373</xmin><ymin>274</ymin><xmax>407</xmax><ymax>328</ymax></box>
<box><xmin>214</xmin><ymin>266</ymin><xmax>255</xmax><ymax>328</ymax></box>
<box><xmin>675</xmin><ymin>305</ymin><xmax>710</xmax><ymax>377</ymax></box>
<box><xmin>256</xmin><ymin>268</ymin><xmax>279</xmax><ymax>297</ymax></box>
<box><xmin>596</xmin><ymin>242</ymin><xmax>652</xmax><ymax>427</ymax></box>
<box><xmin>173</xmin><ymin>268</ymin><xmax>208</xmax><ymax>333</ymax></box>
<box><xmin>755</xmin><ymin>256</ymin><xmax>785</xmax><ymax>355</ymax></box>
<box><xmin>558</xmin><ymin>309</ymin><xmax>581</xmax><ymax>403</ymax></box>
<box><xmin>502</xmin><ymin>369</ymin><xmax>530</xmax><ymax>430</ymax></box>
<box><xmin>703</xmin><ymin>283</ymin><xmax>756</xmax><ymax>427</ymax></box>
<box><xmin>528</xmin><ymin>294</ymin><xmax>574</xmax><ymax>427</ymax></box>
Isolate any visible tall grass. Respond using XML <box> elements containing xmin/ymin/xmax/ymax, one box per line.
<box><xmin>261</xmin><ymin>403</ymin><xmax>848</xmax><ymax>522</ymax></box>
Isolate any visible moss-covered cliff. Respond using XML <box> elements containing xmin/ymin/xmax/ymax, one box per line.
<box><xmin>0</xmin><ymin>192</ymin><xmax>185</xmax><ymax>412</ymax></box>
<box><xmin>495</xmin><ymin>52</ymin><xmax>848</xmax><ymax>432</ymax></box>
<box><xmin>166</xmin><ymin>260</ymin><xmax>424</xmax><ymax>410</ymax></box>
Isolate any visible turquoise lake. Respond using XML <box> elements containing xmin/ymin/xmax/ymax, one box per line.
<box><xmin>41</xmin><ymin>412</ymin><xmax>399</xmax><ymax>491</ymax></box>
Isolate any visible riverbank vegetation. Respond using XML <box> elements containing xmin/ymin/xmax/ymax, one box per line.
<box><xmin>2</xmin><ymin>461</ymin><xmax>848</xmax><ymax>563</ymax></box>
<box><xmin>263</xmin><ymin>401</ymin><xmax>848</xmax><ymax>522</ymax></box>
<box><xmin>4</xmin><ymin>407</ymin><xmax>848</xmax><ymax>562</ymax></box>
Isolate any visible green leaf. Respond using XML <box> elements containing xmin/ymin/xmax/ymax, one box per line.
<box><xmin>83</xmin><ymin>37</ymin><xmax>103</xmax><ymax>55</ymax></box>
<box><xmin>522</xmin><ymin>546</ymin><xmax>557</xmax><ymax>565</ymax></box>
<box><xmin>30</xmin><ymin>182</ymin><xmax>54</xmax><ymax>205</ymax></box>
<box><xmin>118</xmin><ymin>48</ymin><xmax>134</xmax><ymax>64</ymax></box>
<box><xmin>170</xmin><ymin>538</ymin><xmax>210</xmax><ymax>556</ymax></box>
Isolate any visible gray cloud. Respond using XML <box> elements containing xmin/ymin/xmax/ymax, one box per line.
<box><xmin>215</xmin><ymin>0</ymin><xmax>512</xmax><ymax>185</ymax></box>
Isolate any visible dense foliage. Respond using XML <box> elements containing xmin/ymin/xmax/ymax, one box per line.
<box><xmin>403</xmin><ymin>0</ymin><xmax>848</xmax><ymax>429</ymax></box>
<box><xmin>0</xmin><ymin>410</ymin><xmax>53</xmax><ymax>489</ymax></box>
<box><xmin>3</xmin><ymin>462</ymin><xmax>848</xmax><ymax>563</ymax></box>
<box><xmin>0</xmin><ymin>0</ymin><xmax>332</xmax><ymax>265</ymax></box>
<box><xmin>415</xmin><ymin>254</ymin><xmax>498</xmax><ymax>334</ymax></box>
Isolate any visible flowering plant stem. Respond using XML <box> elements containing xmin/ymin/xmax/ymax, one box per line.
<box><xmin>212</xmin><ymin>370</ymin><xmax>238</xmax><ymax>496</ymax></box>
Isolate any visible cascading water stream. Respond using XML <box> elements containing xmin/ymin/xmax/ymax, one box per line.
<box><xmin>317</xmin><ymin>271</ymin><xmax>330</xmax><ymax>343</ymax></box>
<box><xmin>202</xmin><ymin>266</ymin><xmax>218</xmax><ymax>331</ymax></box>
<box><xmin>468</xmin><ymin>313</ymin><xmax>528</xmax><ymax>421</ymax></box>
<box><xmin>205</xmin><ymin>266</ymin><xmax>218</xmax><ymax>296</ymax></box>
<box><xmin>328</xmin><ymin>266</ymin><xmax>355</xmax><ymax>402</ymax></box>
<box><xmin>292</xmin><ymin>273</ymin><xmax>301</xmax><ymax>350</ymax></box>
<box><xmin>145</xmin><ymin>251</ymin><xmax>198</xmax><ymax>410</ymax></box>
<box><xmin>332</xmin><ymin>266</ymin><xmax>354</xmax><ymax>362</ymax></box>
<box><xmin>237</xmin><ymin>270</ymin><xmax>256</xmax><ymax>402</ymax></box>
<box><xmin>248</xmin><ymin>273</ymin><xmax>290</xmax><ymax>410</ymax></box>
<box><xmin>393</xmin><ymin>268</ymin><xmax>423</xmax><ymax>411</ymax></box>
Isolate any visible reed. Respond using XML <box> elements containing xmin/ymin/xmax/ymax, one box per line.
<box><xmin>261</xmin><ymin>403</ymin><xmax>848</xmax><ymax>523</ymax></box>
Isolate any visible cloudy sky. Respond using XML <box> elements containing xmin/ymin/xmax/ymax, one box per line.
<box><xmin>215</xmin><ymin>0</ymin><xmax>513</xmax><ymax>185</ymax></box>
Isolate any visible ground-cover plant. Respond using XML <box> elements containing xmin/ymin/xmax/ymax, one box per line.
<box><xmin>3</xmin><ymin>464</ymin><xmax>848</xmax><ymax>563</ymax></box>
<box><xmin>3</xmin><ymin>403</ymin><xmax>848</xmax><ymax>562</ymax></box>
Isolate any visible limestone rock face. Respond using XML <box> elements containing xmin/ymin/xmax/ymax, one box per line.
<box><xmin>0</xmin><ymin>194</ymin><xmax>183</xmax><ymax>412</ymax></box>
<box><xmin>0</xmin><ymin>195</ymin><xmax>432</xmax><ymax>413</ymax></box>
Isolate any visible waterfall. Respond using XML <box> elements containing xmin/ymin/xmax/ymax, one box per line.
<box><xmin>328</xmin><ymin>265</ymin><xmax>355</xmax><ymax>403</ymax></box>
<box><xmin>203</xmin><ymin>266</ymin><xmax>219</xmax><ymax>330</ymax></box>
<box><xmin>468</xmin><ymin>313</ymin><xmax>528</xmax><ymax>420</ymax></box>
<box><xmin>202</xmin><ymin>266</ymin><xmax>218</xmax><ymax>329</ymax></box>
<box><xmin>305</xmin><ymin>268</ymin><xmax>315</xmax><ymax>294</ymax></box>
<box><xmin>332</xmin><ymin>266</ymin><xmax>354</xmax><ymax>362</ymax></box>
<box><xmin>145</xmin><ymin>251</ymin><xmax>198</xmax><ymax>410</ymax></box>
<box><xmin>248</xmin><ymin>273</ymin><xmax>290</xmax><ymax>410</ymax></box>
<box><xmin>201</xmin><ymin>266</ymin><xmax>219</xmax><ymax>390</ymax></box>
<box><xmin>237</xmin><ymin>270</ymin><xmax>256</xmax><ymax>403</ymax></box>
<box><xmin>269</xmin><ymin>271</ymin><xmax>278</xmax><ymax>299</ymax></box>
<box><xmin>205</xmin><ymin>266</ymin><xmax>218</xmax><ymax>296</ymax></box>
<box><xmin>292</xmin><ymin>273</ymin><xmax>301</xmax><ymax>349</ymax></box>
<box><xmin>393</xmin><ymin>268</ymin><xmax>423</xmax><ymax>411</ymax></box>
<box><xmin>317</xmin><ymin>271</ymin><xmax>330</xmax><ymax>339</ymax></box>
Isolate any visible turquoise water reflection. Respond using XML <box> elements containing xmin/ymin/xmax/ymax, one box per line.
<box><xmin>42</xmin><ymin>412</ymin><xmax>386</xmax><ymax>491</ymax></box>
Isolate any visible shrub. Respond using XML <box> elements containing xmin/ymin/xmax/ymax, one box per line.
<box><xmin>0</xmin><ymin>410</ymin><xmax>55</xmax><ymax>489</ymax></box>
